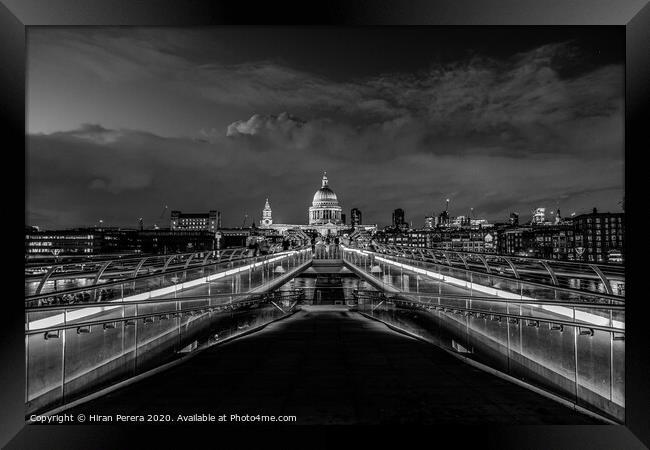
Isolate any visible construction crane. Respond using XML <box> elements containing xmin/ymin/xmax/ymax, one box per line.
<box><xmin>154</xmin><ymin>205</ymin><xmax>169</xmax><ymax>230</ymax></box>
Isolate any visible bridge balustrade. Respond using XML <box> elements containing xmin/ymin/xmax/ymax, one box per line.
<box><xmin>344</xmin><ymin>245</ymin><xmax>624</xmax><ymax>305</ymax></box>
<box><xmin>24</xmin><ymin>249</ymin><xmax>310</xmax><ymax>416</ymax></box>
<box><xmin>24</xmin><ymin>244</ymin><xmax>626</xmax><ymax>423</ymax></box>
<box><xmin>25</xmin><ymin>248</ymin><xmax>311</xmax><ymax>309</ymax></box>
<box><xmin>369</xmin><ymin>243</ymin><xmax>625</xmax><ymax>298</ymax></box>
<box><xmin>343</xmin><ymin>245</ymin><xmax>625</xmax><ymax>423</ymax></box>
<box><xmin>25</xmin><ymin>244</ymin><xmax>287</xmax><ymax>297</ymax></box>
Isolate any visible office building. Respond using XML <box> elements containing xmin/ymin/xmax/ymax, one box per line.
<box><xmin>392</xmin><ymin>208</ymin><xmax>405</xmax><ymax>229</ymax></box>
<box><xmin>170</xmin><ymin>210</ymin><xmax>220</xmax><ymax>232</ymax></box>
<box><xmin>573</xmin><ymin>208</ymin><xmax>624</xmax><ymax>263</ymax></box>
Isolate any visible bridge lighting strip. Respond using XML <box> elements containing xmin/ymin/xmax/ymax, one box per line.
<box><xmin>27</xmin><ymin>250</ymin><xmax>305</xmax><ymax>331</ymax></box>
<box><xmin>341</xmin><ymin>246</ymin><xmax>623</xmax><ymax>330</ymax></box>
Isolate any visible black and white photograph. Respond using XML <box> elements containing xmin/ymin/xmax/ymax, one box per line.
<box><xmin>5</xmin><ymin>1</ymin><xmax>649</xmax><ymax>447</ymax></box>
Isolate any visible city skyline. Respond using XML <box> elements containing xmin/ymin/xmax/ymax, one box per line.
<box><xmin>26</xmin><ymin>173</ymin><xmax>622</xmax><ymax>230</ymax></box>
<box><xmin>26</xmin><ymin>27</ymin><xmax>624</xmax><ymax>229</ymax></box>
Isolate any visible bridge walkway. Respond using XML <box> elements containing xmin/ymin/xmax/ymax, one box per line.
<box><xmin>67</xmin><ymin>306</ymin><xmax>600</xmax><ymax>425</ymax></box>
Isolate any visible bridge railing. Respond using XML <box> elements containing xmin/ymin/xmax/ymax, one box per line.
<box><xmin>24</xmin><ymin>250</ymin><xmax>310</xmax><ymax>417</ymax></box>
<box><xmin>25</xmin><ymin>289</ymin><xmax>304</xmax><ymax>417</ymax></box>
<box><xmin>25</xmin><ymin>248</ymin><xmax>311</xmax><ymax>412</ymax></box>
<box><xmin>368</xmin><ymin>243</ymin><xmax>625</xmax><ymax>298</ymax></box>
<box><xmin>25</xmin><ymin>244</ymin><xmax>287</xmax><ymax>297</ymax></box>
<box><xmin>342</xmin><ymin>245</ymin><xmax>624</xmax><ymax>306</ymax></box>
<box><xmin>25</xmin><ymin>248</ymin><xmax>311</xmax><ymax>309</ymax></box>
<box><xmin>349</xmin><ymin>267</ymin><xmax>625</xmax><ymax>422</ymax></box>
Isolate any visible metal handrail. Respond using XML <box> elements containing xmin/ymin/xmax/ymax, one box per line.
<box><xmin>373</xmin><ymin>242</ymin><xmax>625</xmax><ymax>269</ymax></box>
<box><xmin>427</xmin><ymin>246</ymin><xmax>622</xmax><ymax>276</ymax></box>
<box><xmin>343</xmin><ymin>246</ymin><xmax>624</xmax><ymax>303</ymax></box>
<box><xmin>370</xmin><ymin>243</ymin><xmax>624</xmax><ymax>286</ymax></box>
<box><xmin>26</xmin><ymin>245</ymin><xmax>290</xmax><ymax>284</ymax></box>
<box><xmin>25</xmin><ymin>252</ymin><xmax>152</xmax><ymax>267</ymax></box>
<box><xmin>26</xmin><ymin>291</ymin><xmax>304</xmax><ymax>336</ymax></box>
<box><xmin>25</xmin><ymin>251</ymin><xmax>211</xmax><ymax>280</ymax></box>
<box><xmin>26</xmin><ymin>247</ymin><xmax>310</xmax><ymax>301</ymax></box>
<box><xmin>351</xmin><ymin>290</ymin><xmax>625</xmax><ymax>310</ymax></box>
<box><xmin>25</xmin><ymin>248</ymin><xmax>238</xmax><ymax>273</ymax></box>
<box><xmin>26</xmin><ymin>247</ymin><xmax>275</xmax><ymax>291</ymax></box>
<box><xmin>25</xmin><ymin>291</ymin><xmax>304</xmax><ymax>312</ymax></box>
<box><xmin>390</xmin><ymin>300</ymin><xmax>623</xmax><ymax>334</ymax></box>
<box><xmin>351</xmin><ymin>290</ymin><xmax>624</xmax><ymax>334</ymax></box>
<box><xmin>26</xmin><ymin>258</ymin><xmax>234</xmax><ymax>283</ymax></box>
<box><xmin>364</xmin><ymin>243</ymin><xmax>615</xmax><ymax>273</ymax></box>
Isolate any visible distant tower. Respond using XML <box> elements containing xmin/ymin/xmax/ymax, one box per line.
<box><xmin>392</xmin><ymin>208</ymin><xmax>405</xmax><ymax>228</ymax></box>
<box><xmin>438</xmin><ymin>199</ymin><xmax>451</xmax><ymax>227</ymax></box>
<box><xmin>424</xmin><ymin>215</ymin><xmax>434</xmax><ymax>229</ymax></box>
<box><xmin>260</xmin><ymin>198</ymin><xmax>273</xmax><ymax>227</ymax></box>
<box><xmin>351</xmin><ymin>208</ymin><xmax>362</xmax><ymax>227</ymax></box>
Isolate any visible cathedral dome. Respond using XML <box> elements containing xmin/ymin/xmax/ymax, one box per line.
<box><xmin>308</xmin><ymin>172</ymin><xmax>342</xmax><ymax>226</ymax></box>
<box><xmin>311</xmin><ymin>173</ymin><xmax>339</xmax><ymax>207</ymax></box>
<box><xmin>312</xmin><ymin>186</ymin><xmax>338</xmax><ymax>206</ymax></box>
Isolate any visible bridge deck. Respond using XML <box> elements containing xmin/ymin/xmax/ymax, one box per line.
<box><xmin>67</xmin><ymin>307</ymin><xmax>599</xmax><ymax>424</ymax></box>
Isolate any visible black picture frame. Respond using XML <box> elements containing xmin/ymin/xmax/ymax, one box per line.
<box><xmin>3</xmin><ymin>0</ymin><xmax>649</xmax><ymax>448</ymax></box>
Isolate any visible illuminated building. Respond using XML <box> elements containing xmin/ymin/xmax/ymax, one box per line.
<box><xmin>309</xmin><ymin>172</ymin><xmax>343</xmax><ymax>225</ymax></box>
<box><xmin>170</xmin><ymin>210</ymin><xmax>220</xmax><ymax>232</ymax></box>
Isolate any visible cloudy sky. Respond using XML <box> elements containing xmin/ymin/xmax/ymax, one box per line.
<box><xmin>26</xmin><ymin>27</ymin><xmax>624</xmax><ymax>229</ymax></box>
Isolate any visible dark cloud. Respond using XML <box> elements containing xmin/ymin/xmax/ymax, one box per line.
<box><xmin>214</xmin><ymin>42</ymin><xmax>622</xmax><ymax>163</ymax></box>
<box><xmin>189</xmin><ymin>44</ymin><xmax>622</xmax><ymax>146</ymax></box>
<box><xmin>26</xmin><ymin>29</ymin><xmax>624</xmax><ymax>229</ymax></box>
<box><xmin>27</xmin><ymin>119</ymin><xmax>623</xmax><ymax>229</ymax></box>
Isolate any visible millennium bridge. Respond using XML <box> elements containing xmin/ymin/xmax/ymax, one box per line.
<box><xmin>24</xmin><ymin>243</ymin><xmax>625</xmax><ymax>424</ymax></box>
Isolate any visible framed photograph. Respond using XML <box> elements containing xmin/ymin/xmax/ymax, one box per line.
<box><xmin>4</xmin><ymin>0</ymin><xmax>648</xmax><ymax>448</ymax></box>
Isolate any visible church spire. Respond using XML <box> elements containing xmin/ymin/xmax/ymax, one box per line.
<box><xmin>261</xmin><ymin>197</ymin><xmax>272</xmax><ymax>227</ymax></box>
<box><xmin>322</xmin><ymin>171</ymin><xmax>328</xmax><ymax>188</ymax></box>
